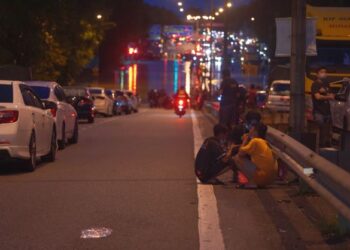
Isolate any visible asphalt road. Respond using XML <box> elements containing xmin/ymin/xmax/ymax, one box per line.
<box><xmin>0</xmin><ymin>109</ymin><xmax>198</xmax><ymax>250</ymax></box>
<box><xmin>0</xmin><ymin>108</ymin><xmax>349</xmax><ymax>250</ymax></box>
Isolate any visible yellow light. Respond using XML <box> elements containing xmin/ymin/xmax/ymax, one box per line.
<box><xmin>219</xmin><ymin>8</ymin><xmax>224</xmax><ymax>13</ymax></box>
<box><xmin>227</xmin><ymin>2</ymin><xmax>232</xmax><ymax>8</ymax></box>
<box><xmin>187</xmin><ymin>15</ymin><xmax>192</xmax><ymax>21</ymax></box>
<box><xmin>133</xmin><ymin>64</ymin><xmax>137</xmax><ymax>94</ymax></box>
<box><xmin>215</xmin><ymin>12</ymin><xmax>219</xmax><ymax>16</ymax></box>
<box><xmin>96</xmin><ymin>14</ymin><xmax>102</xmax><ymax>20</ymax></box>
<box><xmin>128</xmin><ymin>66</ymin><xmax>133</xmax><ymax>91</ymax></box>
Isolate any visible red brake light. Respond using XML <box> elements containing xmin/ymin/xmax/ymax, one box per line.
<box><xmin>50</xmin><ymin>108</ymin><xmax>57</xmax><ymax>118</ymax></box>
<box><xmin>78</xmin><ymin>100</ymin><xmax>87</xmax><ymax>106</ymax></box>
<box><xmin>0</xmin><ymin>110</ymin><xmax>19</xmax><ymax>124</ymax></box>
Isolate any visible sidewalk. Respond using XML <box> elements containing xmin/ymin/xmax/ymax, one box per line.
<box><xmin>195</xmin><ymin>109</ymin><xmax>350</xmax><ymax>249</ymax></box>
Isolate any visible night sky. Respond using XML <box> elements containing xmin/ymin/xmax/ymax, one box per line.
<box><xmin>144</xmin><ymin>0</ymin><xmax>250</xmax><ymax>13</ymax></box>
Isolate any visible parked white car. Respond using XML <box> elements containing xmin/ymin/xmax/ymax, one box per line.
<box><xmin>330</xmin><ymin>81</ymin><xmax>350</xmax><ymax>131</ymax></box>
<box><xmin>0</xmin><ymin>81</ymin><xmax>57</xmax><ymax>171</ymax></box>
<box><xmin>266</xmin><ymin>80</ymin><xmax>290</xmax><ymax>112</ymax></box>
<box><xmin>88</xmin><ymin>87</ymin><xmax>114</xmax><ymax>116</ymax></box>
<box><xmin>26</xmin><ymin>81</ymin><xmax>78</xmax><ymax>150</ymax></box>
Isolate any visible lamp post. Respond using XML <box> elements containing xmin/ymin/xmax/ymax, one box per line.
<box><xmin>222</xmin><ymin>0</ymin><xmax>231</xmax><ymax>71</ymax></box>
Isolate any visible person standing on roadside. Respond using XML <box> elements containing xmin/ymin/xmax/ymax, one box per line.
<box><xmin>219</xmin><ymin>69</ymin><xmax>239</xmax><ymax>127</ymax></box>
<box><xmin>247</xmin><ymin>84</ymin><xmax>257</xmax><ymax>110</ymax></box>
<box><xmin>311</xmin><ymin>67</ymin><xmax>335</xmax><ymax>147</ymax></box>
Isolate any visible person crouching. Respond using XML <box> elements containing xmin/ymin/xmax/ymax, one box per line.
<box><xmin>234</xmin><ymin>123</ymin><xmax>277</xmax><ymax>188</ymax></box>
<box><xmin>195</xmin><ymin>124</ymin><xmax>238</xmax><ymax>184</ymax></box>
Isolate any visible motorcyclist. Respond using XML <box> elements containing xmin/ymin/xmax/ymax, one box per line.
<box><xmin>174</xmin><ymin>86</ymin><xmax>190</xmax><ymax>108</ymax></box>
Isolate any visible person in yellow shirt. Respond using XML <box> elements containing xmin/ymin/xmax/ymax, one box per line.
<box><xmin>234</xmin><ymin>122</ymin><xmax>277</xmax><ymax>188</ymax></box>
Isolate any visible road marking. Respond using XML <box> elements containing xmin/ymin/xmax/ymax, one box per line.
<box><xmin>191</xmin><ymin>112</ymin><xmax>225</xmax><ymax>250</ymax></box>
<box><xmin>80</xmin><ymin>227</ymin><xmax>112</xmax><ymax>239</ymax></box>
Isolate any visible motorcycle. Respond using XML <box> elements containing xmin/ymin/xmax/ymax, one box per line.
<box><xmin>174</xmin><ymin>98</ymin><xmax>187</xmax><ymax>117</ymax></box>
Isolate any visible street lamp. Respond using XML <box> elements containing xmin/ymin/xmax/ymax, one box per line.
<box><xmin>96</xmin><ymin>14</ymin><xmax>102</xmax><ymax>20</ymax></box>
<box><xmin>179</xmin><ymin>8</ymin><xmax>184</xmax><ymax>12</ymax></box>
<box><xmin>251</xmin><ymin>17</ymin><xmax>255</xmax><ymax>22</ymax></box>
<box><xmin>226</xmin><ymin>2</ymin><xmax>233</xmax><ymax>8</ymax></box>
<box><xmin>219</xmin><ymin>7</ymin><xmax>224</xmax><ymax>13</ymax></box>
<box><xmin>178</xmin><ymin>2</ymin><xmax>183</xmax><ymax>6</ymax></box>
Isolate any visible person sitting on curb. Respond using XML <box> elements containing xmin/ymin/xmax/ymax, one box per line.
<box><xmin>234</xmin><ymin>122</ymin><xmax>277</xmax><ymax>188</ymax></box>
<box><xmin>195</xmin><ymin>124</ymin><xmax>238</xmax><ymax>185</ymax></box>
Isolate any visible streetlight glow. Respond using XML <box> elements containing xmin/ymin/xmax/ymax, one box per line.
<box><xmin>215</xmin><ymin>12</ymin><xmax>219</xmax><ymax>16</ymax></box>
<box><xmin>227</xmin><ymin>2</ymin><xmax>233</xmax><ymax>8</ymax></box>
<box><xmin>219</xmin><ymin>8</ymin><xmax>224</xmax><ymax>13</ymax></box>
<box><xmin>96</xmin><ymin>14</ymin><xmax>102</xmax><ymax>20</ymax></box>
<box><xmin>178</xmin><ymin>2</ymin><xmax>183</xmax><ymax>6</ymax></box>
<box><xmin>179</xmin><ymin>8</ymin><xmax>184</xmax><ymax>12</ymax></box>
<box><xmin>251</xmin><ymin>17</ymin><xmax>255</xmax><ymax>21</ymax></box>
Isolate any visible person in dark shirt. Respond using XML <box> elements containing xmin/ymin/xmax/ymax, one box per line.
<box><xmin>219</xmin><ymin>69</ymin><xmax>239</xmax><ymax>127</ymax></box>
<box><xmin>195</xmin><ymin>124</ymin><xmax>237</xmax><ymax>184</ymax></box>
<box><xmin>311</xmin><ymin>67</ymin><xmax>334</xmax><ymax>147</ymax></box>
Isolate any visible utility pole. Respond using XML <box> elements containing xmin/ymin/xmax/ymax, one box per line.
<box><xmin>222</xmin><ymin>0</ymin><xmax>230</xmax><ymax>71</ymax></box>
<box><xmin>209</xmin><ymin>0</ymin><xmax>214</xmax><ymax>97</ymax></box>
<box><xmin>290</xmin><ymin>0</ymin><xmax>306</xmax><ymax>139</ymax></box>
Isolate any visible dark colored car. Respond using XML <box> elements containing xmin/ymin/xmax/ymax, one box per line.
<box><xmin>64</xmin><ymin>88</ymin><xmax>95</xmax><ymax>123</ymax></box>
<box><xmin>114</xmin><ymin>90</ymin><xmax>132</xmax><ymax>115</ymax></box>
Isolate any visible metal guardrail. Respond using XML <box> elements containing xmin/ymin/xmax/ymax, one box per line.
<box><xmin>267</xmin><ymin>126</ymin><xmax>350</xmax><ymax>222</ymax></box>
<box><xmin>204</xmin><ymin>101</ymin><xmax>350</xmax><ymax>222</ymax></box>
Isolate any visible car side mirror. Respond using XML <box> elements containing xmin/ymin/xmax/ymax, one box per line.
<box><xmin>42</xmin><ymin>100</ymin><xmax>57</xmax><ymax>110</ymax></box>
<box><xmin>335</xmin><ymin>94</ymin><xmax>346</xmax><ymax>102</ymax></box>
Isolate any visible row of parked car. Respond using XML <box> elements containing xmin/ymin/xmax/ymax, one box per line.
<box><xmin>0</xmin><ymin>80</ymin><xmax>139</xmax><ymax>172</ymax></box>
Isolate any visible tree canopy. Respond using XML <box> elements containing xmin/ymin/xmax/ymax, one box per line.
<box><xmin>0</xmin><ymin>0</ymin><xmax>179</xmax><ymax>84</ymax></box>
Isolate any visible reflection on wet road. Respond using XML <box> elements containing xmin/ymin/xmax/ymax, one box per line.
<box><xmin>119</xmin><ymin>60</ymin><xmax>188</xmax><ymax>98</ymax></box>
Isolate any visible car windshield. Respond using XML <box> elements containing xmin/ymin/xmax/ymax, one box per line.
<box><xmin>89</xmin><ymin>89</ymin><xmax>102</xmax><ymax>95</ymax></box>
<box><xmin>0</xmin><ymin>84</ymin><xmax>13</xmax><ymax>103</ymax></box>
<box><xmin>271</xmin><ymin>83</ymin><xmax>290</xmax><ymax>96</ymax></box>
<box><xmin>64</xmin><ymin>88</ymin><xmax>86</xmax><ymax>97</ymax></box>
<box><xmin>105</xmin><ymin>90</ymin><xmax>113</xmax><ymax>96</ymax></box>
<box><xmin>30</xmin><ymin>86</ymin><xmax>50</xmax><ymax>99</ymax></box>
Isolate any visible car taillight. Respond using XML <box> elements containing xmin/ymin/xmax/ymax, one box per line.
<box><xmin>0</xmin><ymin>110</ymin><xmax>19</xmax><ymax>124</ymax></box>
<box><xmin>78</xmin><ymin>100</ymin><xmax>87</xmax><ymax>107</ymax></box>
<box><xmin>50</xmin><ymin>108</ymin><xmax>57</xmax><ymax>118</ymax></box>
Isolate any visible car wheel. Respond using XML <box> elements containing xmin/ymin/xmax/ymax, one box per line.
<box><xmin>68</xmin><ymin>120</ymin><xmax>79</xmax><ymax>144</ymax></box>
<box><xmin>25</xmin><ymin>132</ymin><xmax>37</xmax><ymax>172</ymax></box>
<box><xmin>58</xmin><ymin>123</ymin><xmax>66</xmax><ymax>150</ymax></box>
<box><xmin>42</xmin><ymin>127</ymin><xmax>57</xmax><ymax>162</ymax></box>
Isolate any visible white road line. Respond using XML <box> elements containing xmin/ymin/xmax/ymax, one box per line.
<box><xmin>191</xmin><ymin>112</ymin><xmax>225</xmax><ymax>250</ymax></box>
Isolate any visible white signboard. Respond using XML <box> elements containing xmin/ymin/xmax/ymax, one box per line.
<box><xmin>275</xmin><ymin>17</ymin><xmax>317</xmax><ymax>57</ymax></box>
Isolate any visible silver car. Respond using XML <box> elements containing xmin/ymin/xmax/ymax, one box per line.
<box><xmin>330</xmin><ymin>81</ymin><xmax>350</xmax><ymax>131</ymax></box>
<box><xmin>266</xmin><ymin>80</ymin><xmax>290</xmax><ymax>112</ymax></box>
